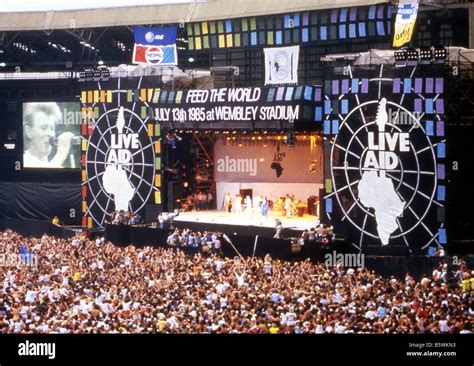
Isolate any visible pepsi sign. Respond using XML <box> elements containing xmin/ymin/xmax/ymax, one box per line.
<box><xmin>132</xmin><ymin>26</ymin><xmax>177</xmax><ymax>65</ymax></box>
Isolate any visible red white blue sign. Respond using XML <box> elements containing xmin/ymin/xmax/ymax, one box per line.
<box><xmin>132</xmin><ymin>26</ymin><xmax>178</xmax><ymax>65</ymax></box>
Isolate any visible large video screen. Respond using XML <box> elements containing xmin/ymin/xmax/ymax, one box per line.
<box><xmin>23</xmin><ymin>102</ymin><xmax>81</xmax><ymax>169</ymax></box>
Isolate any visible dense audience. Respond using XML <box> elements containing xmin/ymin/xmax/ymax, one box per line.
<box><xmin>299</xmin><ymin>224</ymin><xmax>335</xmax><ymax>245</ymax></box>
<box><xmin>166</xmin><ymin>228</ymin><xmax>223</xmax><ymax>255</ymax></box>
<box><xmin>110</xmin><ymin>210</ymin><xmax>142</xmax><ymax>225</ymax></box>
<box><xmin>0</xmin><ymin>229</ymin><xmax>472</xmax><ymax>334</ymax></box>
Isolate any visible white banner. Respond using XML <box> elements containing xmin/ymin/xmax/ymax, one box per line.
<box><xmin>264</xmin><ymin>46</ymin><xmax>299</xmax><ymax>86</ymax></box>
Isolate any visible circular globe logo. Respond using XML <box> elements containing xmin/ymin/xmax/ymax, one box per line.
<box><xmin>145</xmin><ymin>31</ymin><xmax>155</xmax><ymax>43</ymax></box>
<box><xmin>330</xmin><ymin>98</ymin><xmax>437</xmax><ymax>247</ymax></box>
<box><xmin>85</xmin><ymin>105</ymin><xmax>156</xmax><ymax>227</ymax></box>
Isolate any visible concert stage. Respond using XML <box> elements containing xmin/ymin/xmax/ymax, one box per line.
<box><xmin>173</xmin><ymin>210</ymin><xmax>318</xmax><ymax>238</ymax></box>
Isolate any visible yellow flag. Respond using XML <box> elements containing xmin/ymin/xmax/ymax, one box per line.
<box><xmin>393</xmin><ymin>0</ymin><xmax>419</xmax><ymax>48</ymax></box>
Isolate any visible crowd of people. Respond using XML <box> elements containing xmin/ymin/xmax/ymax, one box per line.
<box><xmin>166</xmin><ymin>228</ymin><xmax>223</xmax><ymax>255</ymax></box>
<box><xmin>299</xmin><ymin>223</ymin><xmax>335</xmax><ymax>245</ymax></box>
<box><xmin>110</xmin><ymin>210</ymin><xmax>143</xmax><ymax>225</ymax></box>
<box><xmin>0</xmin><ymin>229</ymin><xmax>472</xmax><ymax>334</ymax></box>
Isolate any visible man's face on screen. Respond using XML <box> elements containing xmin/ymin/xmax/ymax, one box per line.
<box><xmin>26</xmin><ymin>111</ymin><xmax>56</xmax><ymax>157</ymax></box>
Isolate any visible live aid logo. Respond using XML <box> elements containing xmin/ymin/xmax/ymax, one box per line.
<box><xmin>108</xmin><ymin>133</ymin><xmax>139</xmax><ymax>165</ymax></box>
<box><xmin>363</xmin><ymin>131</ymin><xmax>410</xmax><ymax>170</ymax></box>
<box><xmin>216</xmin><ymin>155</ymin><xmax>257</xmax><ymax>176</ymax></box>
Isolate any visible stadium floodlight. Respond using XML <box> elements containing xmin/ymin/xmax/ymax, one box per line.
<box><xmin>433</xmin><ymin>45</ymin><xmax>447</xmax><ymax>64</ymax></box>
<box><xmin>101</xmin><ymin>68</ymin><xmax>110</xmax><ymax>81</ymax></box>
<box><xmin>79</xmin><ymin>67</ymin><xmax>110</xmax><ymax>82</ymax></box>
<box><xmin>93</xmin><ymin>68</ymin><xmax>102</xmax><ymax>81</ymax></box>
<box><xmin>78</xmin><ymin>70</ymin><xmax>86</xmax><ymax>82</ymax></box>
<box><xmin>419</xmin><ymin>47</ymin><xmax>432</xmax><ymax>65</ymax></box>
<box><xmin>85</xmin><ymin>69</ymin><xmax>94</xmax><ymax>80</ymax></box>
<box><xmin>394</xmin><ymin>49</ymin><xmax>407</xmax><ymax>67</ymax></box>
<box><xmin>406</xmin><ymin>47</ymin><xmax>419</xmax><ymax>66</ymax></box>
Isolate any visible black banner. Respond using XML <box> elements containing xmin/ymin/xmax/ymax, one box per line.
<box><xmin>152</xmin><ymin>85</ymin><xmax>318</xmax><ymax>127</ymax></box>
<box><xmin>0</xmin><ymin>182</ymin><xmax>80</xmax><ymax>225</ymax></box>
<box><xmin>0</xmin><ymin>334</ymin><xmax>471</xmax><ymax>365</ymax></box>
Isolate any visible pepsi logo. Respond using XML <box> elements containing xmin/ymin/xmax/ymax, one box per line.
<box><xmin>145</xmin><ymin>46</ymin><xmax>164</xmax><ymax>64</ymax></box>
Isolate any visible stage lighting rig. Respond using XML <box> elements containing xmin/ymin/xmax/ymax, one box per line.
<box><xmin>419</xmin><ymin>47</ymin><xmax>433</xmax><ymax>64</ymax></box>
<box><xmin>93</xmin><ymin>68</ymin><xmax>102</xmax><ymax>81</ymax></box>
<box><xmin>406</xmin><ymin>48</ymin><xmax>419</xmax><ymax>66</ymax></box>
<box><xmin>394</xmin><ymin>49</ymin><xmax>407</xmax><ymax>67</ymax></box>
<box><xmin>433</xmin><ymin>45</ymin><xmax>447</xmax><ymax>64</ymax></box>
<box><xmin>78</xmin><ymin>67</ymin><xmax>111</xmax><ymax>82</ymax></box>
<box><xmin>99</xmin><ymin>67</ymin><xmax>110</xmax><ymax>80</ymax></box>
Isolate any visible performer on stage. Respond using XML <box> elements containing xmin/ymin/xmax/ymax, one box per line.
<box><xmin>244</xmin><ymin>195</ymin><xmax>253</xmax><ymax>215</ymax></box>
<box><xmin>284</xmin><ymin>194</ymin><xmax>293</xmax><ymax>218</ymax></box>
<box><xmin>223</xmin><ymin>192</ymin><xmax>232</xmax><ymax>213</ymax></box>
<box><xmin>274</xmin><ymin>219</ymin><xmax>283</xmax><ymax>239</ymax></box>
<box><xmin>253</xmin><ymin>195</ymin><xmax>262</xmax><ymax>215</ymax></box>
<box><xmin>273</xmin><ymin>196</ymin><xmax>283</xmax><ymax>213</ymax></box>
<box><xmin>233</xmin><ymin>194</ymin><xmax>242</xmax><ymax>214</ymax></box>
<box><xmin>206</xmin><ymin>191</ymin><xmax>213</xmax><ymax>210</ymax></box>
<box><xmin>261</xmin><ymin>197</ymin><xmax>269</xmax><ymax>217</ymax></box>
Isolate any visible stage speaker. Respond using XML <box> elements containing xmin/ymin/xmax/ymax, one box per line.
<box><xmin>167</xmin><ymin>181</ymin><xmax>181</xmax><ymax>212</ymax></box>
<box><xmin>291</xmin><ymin>242</ymin><xmax>302</xmax><ymax>254</ymax></box>
<box><xmin>446</xmin><ymin>124</ymin><xmax>474</xmax><ymax>244</ymax></box>
<box><xmin>145</xmin><ymin>204</ymin><xmax>162</xmax><ymax>223</ymax></box>
<box><xmin>318</xmin><ymin>188</ymin><xmax>327</xmax><ymax>223</ymax></box>
<box><xmin>307</xmin><ymin>196</ymin><xmax>318</xmax><ymax>215</ymax></box>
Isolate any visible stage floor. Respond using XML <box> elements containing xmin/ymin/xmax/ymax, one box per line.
<box><xmin>174</xmin><ymin>210</ymin><xmax>318</xmax><ymax>230</ymax></box>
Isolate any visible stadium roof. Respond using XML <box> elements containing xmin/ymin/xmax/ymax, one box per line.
<box><xmin>0</xmin><ymin>0</ymin><xmax>387</xmax><ymax>31</ymax></box>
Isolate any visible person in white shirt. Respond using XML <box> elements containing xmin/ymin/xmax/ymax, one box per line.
<box><xmin>244</xmin><ymin>196</ymin><xmax>253</xmax><ymax>215</ymax></box>
<box><xmin>213</xmin><ymin>237</ymin><xmax>222</xmax><ymax>254</ymax></box>
<box><xmin>25</xmin><ymin>290</ymin><xmax>37</xmax><ymax>303</ymax></box>
<box><xmin>335</xmin><ymin>323</ymin><xmax>347</xmax><ymax>334</ymax></box>
<box><xmin>233</xmin><ymin>194</ymin><xmax>242</xmax><ymax>214</ymax></box>
<box><xmin>438</xmin><ymin>318</ymin><xmax>451</xmax><ymax>333</ymax></box>
<box><xmin>274</xmin><ymin>220</ymin><xmax>283</xmax><ymax>239</ymax></box>
<box><xmin>285</xmin><ymin>308</ymin><xmax>297</xmax><ymax>327</ymax></box>
<box><xmin>235</xmin><ymin>272</ymin><xmax>245</xmax><ymax>287</ymax></box>
<box><xmin>215</xmin><ymin>259</ymin><xmax>225</xmax><ymax>272</ymax></box>
<box><xmin>365</xmin><ymin>308</ymin><xmax>377</xmax><ymax>320</ymax></box>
